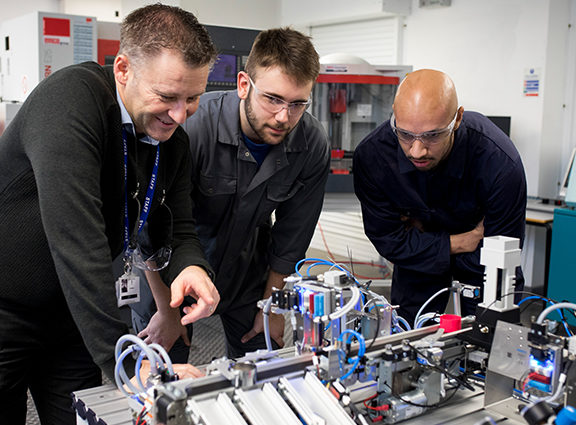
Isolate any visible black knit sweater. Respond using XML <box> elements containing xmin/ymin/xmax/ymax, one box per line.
<box><xmin>0</xmin><ymin>62</ymin><xmax>211</xmax><ymax>379</ymax></box>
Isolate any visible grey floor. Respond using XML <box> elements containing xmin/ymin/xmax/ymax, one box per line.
<box><xmin>188</xmin><ymin>314</ymin><xmax>228</xmax><ymax>365</ymax></box>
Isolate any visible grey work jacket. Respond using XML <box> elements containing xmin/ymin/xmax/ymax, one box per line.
<box><xmin>184</xmin><ymin>91</ymin><xmax>330</xmax><ymax>311</ymax></box>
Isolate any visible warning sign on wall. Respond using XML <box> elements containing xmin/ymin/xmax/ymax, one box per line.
<box><xmin>524</xmin><ymin>68</ymin><xmax>540</xmax><ymax>97</ymax></box>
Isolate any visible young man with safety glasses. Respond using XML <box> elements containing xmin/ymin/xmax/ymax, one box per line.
<box><xmin>136</xmin><ymin>28</ymin><xmax>331</xmax><ymax>358</ymax></box>
<box><xmin>353</xmin><ymin>69</ymin><xmax>527</xmax><ymax>325</ymax></box>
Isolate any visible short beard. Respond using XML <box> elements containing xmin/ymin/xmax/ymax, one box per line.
<box><xmin>244</xmin><ymin>94</ymin><xmax>268</xmax><ymax>143</ymax></box>
<box><xmin>244</xmin><ymin>92</ymin><xmax>291</xmax><ymax>145</ymax></box>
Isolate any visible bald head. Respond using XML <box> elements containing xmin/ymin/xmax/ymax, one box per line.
<box><xmin>391</xmin><ymin>69</ymin><xmax>463</xmax><ymax>171</ymax></box>
<box><xmin>393</xmin><ymin>69</ymin><xmax>459</xmax><ymax>132</ymax></box>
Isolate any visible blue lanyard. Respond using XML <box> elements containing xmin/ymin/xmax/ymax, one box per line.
<box><xmin>122</xmin><ymin>127</ymin><xmax>160</xmax><ymax>252</ymax></box>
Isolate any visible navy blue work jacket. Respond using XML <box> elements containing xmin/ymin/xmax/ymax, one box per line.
<box><xmin>353</xmin><ymin>111</ymin><xmax>526</xmax><ymax>310</ymax></box>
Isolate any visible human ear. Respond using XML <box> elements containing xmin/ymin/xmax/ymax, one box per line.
<box><xmin>113</xmin><ymin>54</ymin><xmax>131</xmax><ymax>87</ymax></box>
<box><xmin>237</xmin><ymin>71</ymin><xmax>250</xmax><ymax>100</ymax></box>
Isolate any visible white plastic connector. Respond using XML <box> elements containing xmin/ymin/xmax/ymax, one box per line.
<box><xmin>323</xmin><ymin>270</ymin><xmax>347</xmax><ymax>286</ymax></box>
<box><xmin>479</xmin><ymin>236</ymin><xmax>521</xmax><ymax>311</ymax></box>
<box><xmin>568</xmin><ymin>335</ymin><xmax>576</xmax><ymax>356</ymax></box>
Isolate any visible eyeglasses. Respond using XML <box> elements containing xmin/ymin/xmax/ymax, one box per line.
<box><xmin>390</xmin><ymin>110</ymin><xmax>459</xmax><ymax>147</ymax></box>
<box><xmin>124</xmin><ymin>191</ymin><xmax>173</xmax><ymax>272</ymax></box>
<box><xmin>248</xmin><ymin>77</ymin><xmax>311</xmax><ymax>118</ymax></box>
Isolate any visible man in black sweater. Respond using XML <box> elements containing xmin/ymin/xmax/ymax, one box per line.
<box><xmin>0</xmin><ymin>5</ymin><xmax>219</xmax><ymax>424</ymax></box>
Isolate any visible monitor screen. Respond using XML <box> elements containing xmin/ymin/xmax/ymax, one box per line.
<box><xmin>486</xmin><ymin>116</ymin><xmax>511</xmax><ymax>137</ymax></box>
<box><xmin>208</xmin><ymin>54</ymin><xmax>237</xmax><ymax>84</ymax></box>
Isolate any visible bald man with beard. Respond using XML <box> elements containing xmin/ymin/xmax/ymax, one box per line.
<box><xmin>353</xmin><ymin>69</ymin><xmax>527</xmax><ymax>325</ymax></box>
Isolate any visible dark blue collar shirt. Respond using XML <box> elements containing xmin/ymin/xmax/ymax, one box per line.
<box><xmin>353</xmin><ymin>111</ymin><xmax>527</xmax><ymax>321</ymax></box>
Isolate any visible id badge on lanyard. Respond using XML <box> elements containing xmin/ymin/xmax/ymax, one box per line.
<box><xmin>116</xmin><ymin>267</ymin><xmax>141</xmax><ymax>307</ymax></box>
<box><xmin>117</xmin><ymin>127</ymin><xmax>159</xmax><ymax>306</ymax></box>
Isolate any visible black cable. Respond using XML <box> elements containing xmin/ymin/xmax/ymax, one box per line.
<box><xmin>519</xmin><ymin>297</ymin><xmax>549</xmax><ymax>315</ymax></box>
<box><xmin>136</xmin><ymin>405</ymin><xmax>148</xmax><ymax>425</ymax></box>
<box><xmin>349</xmin><ymin>398</ymin><xmax>371</xmax><ymax>422</ymax></box>
<box><xmin>348</xmin><ymin>247</ymin><xmax>356</xmax><ymax>283</ymax></box>
<box><xmin>564</xmin><ymin>305</ymin><xmax>576</xmax><ymax>320</ymax></box>
<box><xmin>561</xmin><ymin>356</ymin><xmax>575</xmax><ymax>376</ymax></box>
<box><xmin>554</xmin><ymin>301</ymin><xmax>576</xmax><ymax>336</ymax></box>
<box><xmin>516</xmin><ymin>294</ymin><xmax>575</xmax><ymax>336</ymax></box>
<box><xmin>476</xmin><ymin>290</ymin><xmax>547</xmax><ymax>322</ymax></box>
<box><xmin>524</xmin><ymin>296</ymin><xmax>576</xmax><ymax>337</ymax></box>
<box><xmin>409</xmin><ymin>343</ymin><xmax>476</xmax><ymax>392</ymax></box>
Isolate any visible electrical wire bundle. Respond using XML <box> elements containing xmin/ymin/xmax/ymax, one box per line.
<box><xmin>294</xmin><ymin>257</ymin><xmax>362</xmax><ymax>285</ymax></box>
<box><xmin>520</xmin><ymin>360</ymin><xmax>575</xmax><ymax>423</ymax></box>
<box><xmin>260</xmin><ymin>279</ymin><xmax>362</xmax><ymax>352</ymax></box>
<box><xmin>294</xmin><ymin>257</ymin><xmax>410</xmax><ymax>333</ymax></box>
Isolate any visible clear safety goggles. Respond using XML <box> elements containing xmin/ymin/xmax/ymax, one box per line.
<box><xmin>249</xmin><ymin>76</ymin><xmax>311</xmax><ymax>118</ymax></box>
<box><xmin>390</xmin><ymin>109</ymin><xmax>458</xmax><ymax>147</ymax></box>
<box><xmin>124</xmin><ymin>195</ymin><xmax>173</xmax><ymax>272</ymax></box>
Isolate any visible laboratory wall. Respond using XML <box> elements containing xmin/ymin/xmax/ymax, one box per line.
<box><xmin>1</xmin><ymin>0</ymin><xmax>61</xmax><ymax>20</ymax></box>
<box><xmin>282</xmin><ymin>0</ymin><xmax>386</xmax><ymax>26</ymax></box>
<box><xmin>401</xmin><ymin>0</ymin><xmax>571</xmax><ymax>200</ymax></box>
<box><xmin>180</xmin><ymin>0</ymin><xmax>279</xmax><ymax>28</ymax></box>
<box><xmin>281</xmin><ymin>0</ymin><xmax>575</xmax><ymax>200</ymax></box>
<box><xmin>61</xmin><ymin>0</ymin><xmax>124</xmax><ymax>22</ymax></box>
<box><xmin>3</xmin><ymin>0</ymin><xmax>575</xmax><ymax>198</ymax></box>
<box><xmin>57</xmin><ymin>0</ymin><xmax>279</xmax><ymax>28</ymax></box>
